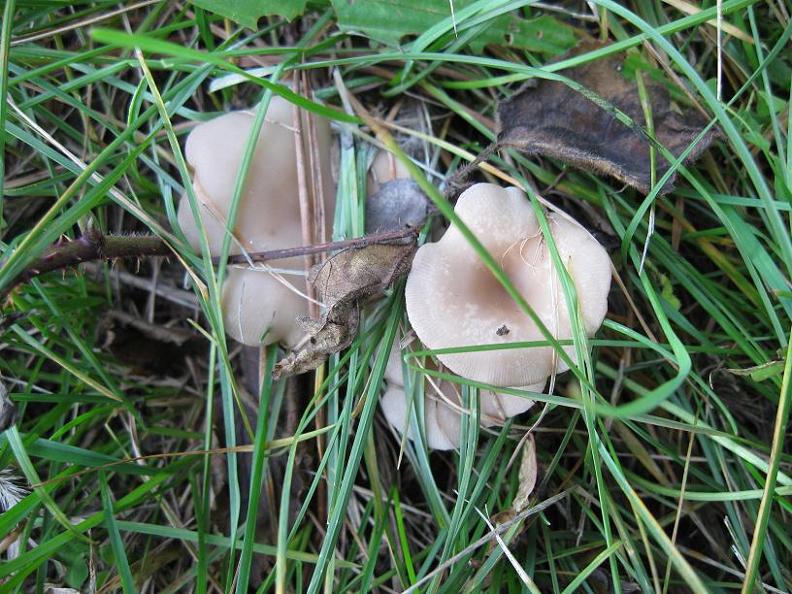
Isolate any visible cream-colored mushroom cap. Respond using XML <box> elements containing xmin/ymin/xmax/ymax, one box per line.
<box><xmin>405</xmin><ymin>183</ymin><xmax>611</xmax><ymax>387</ymax></box>
<box><xmin>380</xmin><ymin>342</ymin><xmax>541</xmax><ymax>450</ymax></box>
<box><xmin>367</xmin><ymin>150</ymin><xmax>411</xmax><ymax>195</ymax></box>
<box><xmin>220</xmin><ymin>267</ymin><xmax>308</xmax><ymax>347</ymax></box>
<box><xmin>177</xmin><ymin>99</ymin><xmax>334</xmax><ymax>347</ymax></box>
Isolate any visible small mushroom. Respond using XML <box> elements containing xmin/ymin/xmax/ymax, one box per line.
<box><xmin>177</xmin><ymin>98</ymin><xmax>334</xmax><ymax>347</ymax></box>
<box><xmin>367</xmin><ymin>150</ymin><xmax>412</xmax><ymax>194</ymax></box>
<box><xmin>380</xmin><ymin>340</ymin><xmax>542</xmax><ymax>450</ymax></box>
<box><xmin>405</xmin><ymin>183</ymin><xmax>611</xmax><ymax>387</ymax></box>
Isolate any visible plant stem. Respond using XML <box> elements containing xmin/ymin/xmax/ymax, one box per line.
<box><xmin>1</xmin><ymin>227</ymin><xmax>420</xmax><ymax>299</ymax></box>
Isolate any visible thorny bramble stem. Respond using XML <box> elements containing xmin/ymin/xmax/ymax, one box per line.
<box><xmin>1</xmin><ymin>227</ymin><xmax>420</xmax><ymax>300</ymax></box>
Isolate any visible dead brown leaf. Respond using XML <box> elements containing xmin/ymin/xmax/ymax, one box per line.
<box><xmin>511</xmin><ymin>434</ymin><xmax>538</xmax><ymax>514</ymax></box>
<box><xmin>491</xmin><ymin>435</ymin><xmax>539</xmax><ymax>526</ymax></box>
<box><xmin>273</xmin><ymin>242</ymin><xmax>415</xmax><ymax>378</ymax></box>
<box><xmin>0</xmin><ymin>380</ymin><xmax>16</xmax><ymax>432</ymax></box>
<box><xmin>497</xmin><ymin>47</ymin><xmax>718</xmax><ymax>194</ymax></box>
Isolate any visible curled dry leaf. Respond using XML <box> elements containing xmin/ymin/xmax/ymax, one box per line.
<box><xmin>0</xmin><ymin>379</ymin><xmax>16</xmax><ymax>432</ymax></box>
<box><xmin>491</xmin><ymin>435</ymin><xmax>539</xmax><ymax>526</ymax></box>
<box><xmin>273</xmin><ymin>242</ymin><xmax>416</xmax><ymax>378</ymax></box>
<box><xmin>497</xmin><ymin>46</ymin><xmax>718</xmax><ymax>194</ymax></box>
<box><xmin>511</xmin><ymin>434</ymin><xmax>538</xmax><ymax>514</ymax></box>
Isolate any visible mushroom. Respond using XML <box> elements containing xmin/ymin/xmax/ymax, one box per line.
<box><xmin>380</xmin><ymin>338</ymin><xmax>542</xmax><ymax>450</ymax></box>
<box><xmin>367</xmin><ymin>150</ymin><xmax>411</xmax><ymax>194</ymax></box>
<box><xmin>405</xmin><ymin>183</ymin><xmax>611</xmax><ymax>387</ymax></box>
<box><xmin>177</xmin><ymin>98</ymin><xmax>334</xmax><ymax>347</ymax></box>
<box><xmin>380</xmin><ymin>345</ymin><xmax>461</xmax><ymax>450</ymax></box>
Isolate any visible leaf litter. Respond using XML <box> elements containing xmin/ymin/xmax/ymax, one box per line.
<box><xmin>496</xmin><ymin>44</ymin><xmax>719</xmax><ymax>194</ymax></box>
<box><xmin>273</xmin><ymin>242</ymin><xmax>416</xmax><ymax>379</ymax></box>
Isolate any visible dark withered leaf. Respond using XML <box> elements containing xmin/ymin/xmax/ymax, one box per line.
<box><xmin>586</xmin><ymin>568</ymin><xmax>642</xmax><ymax>594</ymax></box>
<box><xmin>497</xmin><ymin>48</ymin><xmax>719</xmax><ymax>194</ymax></box>
<box><xmin>365</xmin><ymin>179</ymin><xmax>431</xmax><ymax>234</ymax></box>
<box><xmin>489</xmin><ymin>436</ymin><xmax>537</xmax><ymax>528</ymax></box>
<box><xmin>0</xmin><ymin>380</ymin><xmax>16</xmax><ymax>432</ymax></box>
<box><xmin>273</xmin><ymin>243</ymin><xmax>415</xmax><ymax>378</ymax></box>
<box><xmin>101</xmin><ymin>311</ymin><xmax>202</xmax><ymax>376</ymax></box>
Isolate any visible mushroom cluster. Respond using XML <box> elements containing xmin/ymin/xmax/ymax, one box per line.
<box><xmin>382</xmin><ymin>182</ymin><xmax>611</xmax><ymax>450</ymax></box>
<box><xmin>177</xmin><ymin>97</ymin><xmax>334</xmax><ymax>347</ymax></box>
<box><xmin>380</xmin><ymin>338</ymin><xmax>543</xmax><ymax>450</ymax></box>
<box><xmin>367</xmin><ymin>150</ymin><xmax>411</xmax><ymax>195</ymax></box>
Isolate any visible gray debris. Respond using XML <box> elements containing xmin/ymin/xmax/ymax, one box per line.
<box><xmin>365</xmin><ymin>179</ymin><xmax>431</xmax><ymax>234</ymax></box>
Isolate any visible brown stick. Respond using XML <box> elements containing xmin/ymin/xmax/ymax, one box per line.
<box><xmin>227</xmin><ymin>227</ymin><xmax>417</xmax><ymax>264</ymax></box>
<box><xmin>2</xmin><ymin>227</ymin><xmax>420</xmax><ymax>299</ymax></box>
<box><xmin>7</xmin><ymin>231</ymin><xmax>171</xmax><ymax>290</ymax></box>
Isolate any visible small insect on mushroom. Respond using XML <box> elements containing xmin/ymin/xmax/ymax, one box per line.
<box><xmin>496</xmin><ymin>324</ymin><xmax>510</xmax><ymax>336</ymax></box>
<box><xmin>176</xmin><ymin>98</ymin><xmax>335</xmax><ymax>348</ymax></box>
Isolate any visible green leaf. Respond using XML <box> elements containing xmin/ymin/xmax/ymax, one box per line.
<box><xmin>100</xmin><ymin>473</ymin><xmax>136</xmax><ymax>594</ymax></box>
<box><xmin>331</xmin><ymin>0</ymin><xmax>574</xmax><ymax>52</ymax></box>
<box><xmin>59</xmin><ymin>540</ymin><xmax>90</xmax><ymax>589</ymax></box>
<box><xmin>469</xmin><ymin>14</ymin><xmax>576</xmax><ymax>54</ymax></box>
<box><xmin>189</xmin><ymin>0</ymin><xmax>308</xmax><ymax>28</ymax></box>
<box><xmin>659</xmin><ymin>272</ymin><xmax>681</xmax><ymax>311</ymax></box>
<box><xmin>726</xmin><ymin>359</ymin><xmax>785</xmax><ymax>382</ymax></box>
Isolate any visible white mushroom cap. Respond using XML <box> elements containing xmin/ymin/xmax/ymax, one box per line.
<box><xmin>405</xmin><ymin>183</ymin><xmax>611</xmax><ymax>387</ymax></box>
<box><xmin>380</xmin><ymin>383</ymin><xmax>461</xmax><ymax>451</ymax></box>
<box><xmin>221</xmin><ymin>267</ymin><xmax>307</xmax><ymax>347</ymax></box>
<box><xmin>367</xmin><ymin>150</ymin><xmax>412</xmax><ymax>194</ymax></box>
<box><xmin>177</xmin><ymin>98</ymin><xmax>334</xmax><ymax>347</ymax></box>
<box><xmin>380</xmin><ymin>341</ymin><xmax>540</xmax><ymax>450</ymax></box>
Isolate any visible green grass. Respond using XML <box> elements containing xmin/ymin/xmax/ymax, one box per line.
<box><xmin>1</xmin><ymin>1</ymin><xmax>791</xmax><ymax>592</ymax></box>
